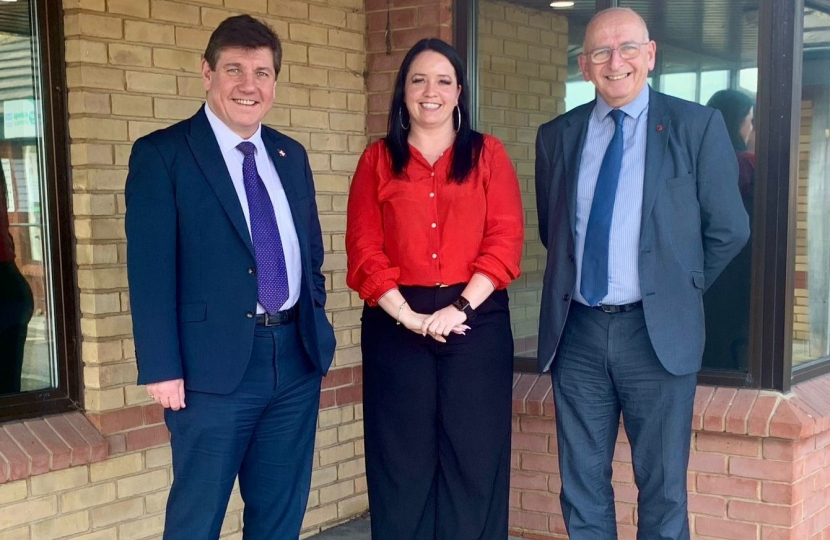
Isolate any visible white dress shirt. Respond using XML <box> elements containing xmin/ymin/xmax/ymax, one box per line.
<box><xmin>204</xmin><ymin>102</ymin><xmax>301</xmax><ymax>313</ymax></box>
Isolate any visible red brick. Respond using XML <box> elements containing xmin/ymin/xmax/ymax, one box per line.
<box><xmin>521</xmin><ymin>452</ymin><xmax>557</xmax><ymax>474</ymax></box>
<box><xmin>509</xmin><ymin>489</ymin><xmax>520</xmax><ymax>508</ymax></box>
<box><xmin>106</xmin><ymin>434</ymin><xmax>127</xmax><ymax>455</ymax></box>
<box><xmin>763</xmin><ymin>438</ymin><xmax>814</xmax><ymax>461</ymax></box>
<box><xmin>335</xmin><ymin>383</ymin><xmax>363</xmax><ymax>406</ymax></box>
<box><xmin>0</xmin><ymin>457</ymin><xmax>8</xmax><ymax>483</ymax></box>
<box><xmin>697</xmin><ymin>473</ymin><xmax>759</xmax><ymax>499</ymax></box>
<box><xmin>615</xmin><ymin>502</ymin><xmax>635</xmax><ymax>524</ymax></box>
<box><xmin>770</xmin><ymin>399</ymin><xmax>815</xmax><ymax>440</ymax></box>
<box><xmin>520</xmin><ymin>416</ymin><xmax>556</xmax><ymax>435</ymax></box>
<box><xmin>692</xmin><ymin>385</ymin><xmax>715</xmax><ymax>431</ymax></box>
<box><xmin>696</xmin><ymin>516</ymin><xmax>758</xmax><ymax>540</ymax></box>
<box><xmin>614</xmin><ymin>483</ymin><xmax>638</xmax><ymax>504</ymax></box>
<box><xmin>143</xmin><ymin>403</ymin><xmax>164</xmax><ymax>425</ymax></box>
<box><xmin>4</xmin><ymin>423</ymin><xmax>49</xmax><ymax>475</ymax></box>
<box><xmin>728</xmin><ymin>500</ymin><xmax>795</xmax><ymax>526</ymax></box>
<box><xmin>688</xmin><ymin>493</ymin><xmax>726</xmax><ymax>516</ymax></box>
<box><xmin>367</xmin><ymin>113</ymin><xmax>388</xmax><ymax>136</ymax></box>
<box><xmin>689</xmin><ymin>451</ymin><xmax>727</xmax><ymax>474</ymax></box>
<box><xmin>725</xmin><ymin>388</ymin><xmax>758</xmax><ymax>434</ymax></box>
<box><xmin>392</xmin><ymin>27</ymin><xmax>442</xmax><ymax>50</ymax></box>
<box><xmin>25</xmin><ymin>419</ymin><xmax>72</xmax><ymax>471</ymax></box>
<box><xmin>322</xmin><ymin>367</ymin><xmax>353</xmax><ymax>389</ymax></box>
<box><xmin>66</xmin><ymin>413</ymin><xmax>107</xmax><ymax>462</ymax></box>
<box><xmin>522</xmin><ymin>491</ymin><xmax>558</xmax><ymax>513</ymax></box>
<box><xmin>319</xmin><ymin>389</ymin><xmax>336</xmax><ymax>409</ymax></box>
<box><xmin>547</xmin><ymin>474</ymin><xmax>561</xmax><ymax>493</ymax></box>
<box><xmin>696</xmin><ymin>432</ymin><xmax>762</xmax><ymax>457</ymax></box>
<box><xmin>513</xmin><ymin>433</ymin><xmax>549</xmax><ymax>453</ymax></box>
<box><xmin>125</xmin><ymin>425</ymin><xmax>170</xmax><ymax>452</ymax></box>
<box><xmin>748</xmin><ymin>395</ymin><xmax>780</xmax><ymax>437</ymax></box>
<box><xmin>611</xmin><ymin>462</ymin><xmax>634</xmax><ymax>484</ymax></box>
<box><xmin>730</xmin><ymin>456</ymin><xmax>794</xmax><ymax>482</ymax></box>
<box><xmin>526</xmin><ymin>377</ymin><xmax>552</xmax><ymax>417</ymax></box>
<box><xmin>613</xmin><ymin>442</ymin><xmax>632</xmax><ymax>463</ymax></box>
<box><xmin>703</xmin><ymin>387</ymin><xmax>737</xmax><ymax>432</ymax></box>
<box><xmin>368</xmin><ymin>93</ymin><xmax>391</xmax><ymax>114</ymax></box>
<box><xmin>0</xmin><ymin>429</ymin><xmax>29</xmax><ymax>480</ymax></box>
<box><xmin>45</xmin><ymin>415</ymin><xmax>91</xmax><ymax>465</ymax></box>
<box><xmin>87</xmin><ymin>406</ymin><xmax>143</xmax><ymax>435</ymax></box>
<box><xmin>511</xmin><ymin>471</ymin><xmax>548</xmax><ymax>491</ymax></box>
<box><xmin>369</xmin><ymin>51</ymin><xmax>407</xmax><ymax>72</ymax></box>
<box><xmin>512</xmin><ymin>374</ymin><xmax>539</xmax><ymax>414</ymax></box>
<box><xmin>508</xmin><ymin>508</ymin><xmax>549</xmax><ymax>532</ymax></box>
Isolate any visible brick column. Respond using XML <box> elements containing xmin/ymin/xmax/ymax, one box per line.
<box><xmin>365</xmin><ymin>0</ymin><xmax>453</xmax><ymax>140</ymax></box>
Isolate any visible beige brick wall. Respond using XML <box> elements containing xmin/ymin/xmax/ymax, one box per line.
<box><xmin>794</xmin><ymin>99</ymin><xmax>811</xmax><ymax>365</ymax></box>
<box><xmin>476</xmin><ymin>0</ymin><xmax>567</xmax><ymax>356</ymax></box>
<box><xmin>0</xmin><ymin>1</ymin><xmax>368</xmax><ymax>538</ymax></box>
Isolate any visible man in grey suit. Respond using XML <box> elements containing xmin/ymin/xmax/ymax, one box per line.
<box><xmin>535</xmin><ymin>8</ymin><xmax>749</xmax><ymax>540</ymax></box>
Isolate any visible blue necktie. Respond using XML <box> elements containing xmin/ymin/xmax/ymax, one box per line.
<box><xmin>237</xmin><ymin>141</ymin><xmax>289</xmax><ymax>314</ymax></box>
<box><xmin>581</xmin><ymin>109</ymin><xmax>626</xmax><ymax>307</ymax></box>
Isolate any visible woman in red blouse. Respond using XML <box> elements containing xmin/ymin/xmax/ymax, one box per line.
<box><xmin>346</xmin><ymin>38</ymin><xmax>524</xmax><ymax>540</ymax></box>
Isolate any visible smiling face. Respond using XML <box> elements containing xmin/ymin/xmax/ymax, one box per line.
<box><xmin>403</xmin><ymin>50</ymin><xmax>462</xmax><ymax>133</ymax></box>
<box><xmin>202</xmin><ymin>46</ymin><xmax>276</xmax><ymax>139</ymax></box>
<box><xmin>579</xmin><ymin>10</ymin><xmax>655</xmax><ymax>108</ymax></box>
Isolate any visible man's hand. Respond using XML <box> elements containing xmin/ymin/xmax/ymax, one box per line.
<box><xmin>146</xmin><ymin>379</ymin><xmax>186</xmax><ymax>410</ymax></box>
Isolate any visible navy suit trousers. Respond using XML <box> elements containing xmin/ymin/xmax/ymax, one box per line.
<box><xmin>162</xmin><ymin>320</ymin><xmax>321</xmax><ymax>540</ymax></box>
<box><xmin>552</xmin><ymin>302</ymin><xmax>696</xmax><ymax>540</ymax></box>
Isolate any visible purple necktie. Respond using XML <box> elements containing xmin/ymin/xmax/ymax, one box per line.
<box><xmin>237</xmin><ymin>141</ymin><xmax>289</xmax><ymax>314</ymax></box>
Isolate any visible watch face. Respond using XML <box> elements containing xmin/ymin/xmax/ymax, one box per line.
<box><xmin>453</xmin><ymin>297</ymin><xmax>470</xmax><ymax>311</ymax></box>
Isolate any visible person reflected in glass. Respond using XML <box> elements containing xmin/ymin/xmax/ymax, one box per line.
<box><xmin>346</xmin><ymin>38</ymin><xmax>524</xmax><ymax>540</ymax></box>
<box><xmin>703</xmin><ymin>89</ymin><xmax>755</xmax><ymax>370</ymax></box>
<box><xmin>0</xmin><ymin>164</ymin><xmax>34</xmax><ymax>394</ymax></box>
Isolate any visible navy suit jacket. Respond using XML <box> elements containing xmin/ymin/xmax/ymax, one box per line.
<box><xmin>535</xmin><ymin>88</ymin><xmax>750</xmax><ymax>375</ymax></box>
<box><xmin>126</xmin><ymin>106</ymin><xmax>335</xmax><ymax>394</ymax></box>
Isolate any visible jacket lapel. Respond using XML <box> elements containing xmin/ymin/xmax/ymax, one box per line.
<box><xmin>186</xmin><ymin>106</ymin><xmax>254</xmax><ymax>256</ymax></box>
<box><xmin>640</xmin><ymin>88</ymin><xmax>670</xmax><ymax>237</ymax></box>
<box><xmin>261</xmin><ymin>129</ymin><xmax>308</xmax><ymax>250</ymax></box>
<box><xmin>563</xmin><ymin>102</ymin><xmax>592</xmax><ymax>237</ymax></box>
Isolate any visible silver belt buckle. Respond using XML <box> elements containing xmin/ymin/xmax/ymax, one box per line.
<box><xmin>598</xmin><ymin>303</ymin><xmax>615</xmax><ymax>313</ymax></box>
<box><xmin>262</xmin><ymin>312</ymin><xmax>277</xmax><ymax>327</ymax></box>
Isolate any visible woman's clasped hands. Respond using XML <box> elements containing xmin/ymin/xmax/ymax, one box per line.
<box><xmin>398</xmin><ymin>304</ymin><xmax>470</xmax><ymax>343</ymax></box>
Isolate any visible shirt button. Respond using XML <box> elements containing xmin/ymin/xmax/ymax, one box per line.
<box><xmin>431</xmin><ymin>223</ymin><xmax>437</xmax><ymax>228</ymax></box>
<box><xmin>432</xmin><ymin>253</ymin><xmax>437</xmax><ymax>259</ymax></box>
<box><xmin>246</xmin><ymin>311</ymin><xmax>254</xmax><ymax>318</ymax></box>
<box><xmin>431</xmin><ymin>172</ymin><xmax>435</xmax><ymax>177</ymax></box>
<box><xmin>429</xmin><ymin>192</ymin><xmax>435</xmax><ymax>198</ymax></box>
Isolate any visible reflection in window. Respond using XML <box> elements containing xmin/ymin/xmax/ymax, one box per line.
<box><xmin>0</xmin><ymin>1</ymin><xmax>57</xmax><ymax>395</ymax></box>
<box><xmin>793</xmin><ymin>7</ymin><xmax>830</xmax><ymax>369</ymax></box>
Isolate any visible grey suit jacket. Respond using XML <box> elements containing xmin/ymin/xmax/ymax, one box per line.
<box><xmin>535</xmin><ymin>88</ymin><xmax>750</xmax><ymax>375</ymax></box>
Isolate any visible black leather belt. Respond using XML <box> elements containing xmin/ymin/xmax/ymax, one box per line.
<box><xmin>255</xmin><ymin>306</ymin><xmax>297</xmax><ymax>326</ymax></box>
<box><xmin>592</xmin><ymin>301</ymin><xmax>642</xmax><ymax>314</ymax></box>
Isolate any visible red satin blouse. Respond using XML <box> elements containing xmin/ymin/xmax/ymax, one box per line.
<box><xmin>346</xmin><ymin>134</ymin><xmax>524</xmax><ymax>306</ymax></box>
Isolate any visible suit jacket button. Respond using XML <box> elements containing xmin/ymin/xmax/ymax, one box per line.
<box><xmin>248</xmin><ymin>268</ymin><xmax>255</xmax><ymax>275</ymax></box>
<box><xmin>562</xmin><ymin>294</ymin><xmax>570</xmax><ymax>302</ymax></box>
<box><xmin>246</xmin><ymin>311</ymin><xmax>254</xmax><ymax>318</ymax></box>
<box><xmin>568</xmin><ymin>254</ymin><xmax>575</xmax><ymax>262</ymax></box>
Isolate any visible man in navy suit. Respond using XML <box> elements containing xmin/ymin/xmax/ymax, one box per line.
<box><xmin>535</xmin><ymin>8</ymin><xmax>749</xmax><ymax>540</ymax></box>
<box><xmin>125</xmin><ymin>15</ymin><xmax>335</xmax><ymax>540</ymax></box>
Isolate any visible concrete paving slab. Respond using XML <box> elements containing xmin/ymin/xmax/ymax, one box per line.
<box><xmin>311</xmin><ymin>516</ymin><xmax>523</xmax><ymax>539</ymax></box>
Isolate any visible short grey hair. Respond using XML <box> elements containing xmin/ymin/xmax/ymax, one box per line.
<box><xmin>583</xmin><ymin>7</ymin><xmax>650</xmax><ymax>51</ymax></box>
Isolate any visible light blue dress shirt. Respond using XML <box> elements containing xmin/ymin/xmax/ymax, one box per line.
<box><xmin>573</xmin><ymin>85</ymin><xmax>649</xmax><ymax>306</ymax></box>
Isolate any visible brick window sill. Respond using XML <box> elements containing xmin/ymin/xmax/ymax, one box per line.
<box><xmin>512</xmin><ymin>371</ymin><xmax>830</xmax><ymax>440</ymax></box>
<box><xmin>0</xmin><ymin>412</ymin><xmax>108</xmax><ymax>483</ymax></box>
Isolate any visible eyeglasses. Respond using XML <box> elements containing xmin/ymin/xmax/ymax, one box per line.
<box><xmin>584</xmin><ymin>42</ymin><xmax>649</xmax><ymax>64</ymax></box>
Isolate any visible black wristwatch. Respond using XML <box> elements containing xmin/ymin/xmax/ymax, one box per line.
<box><xmin>451</xmin><ymin>295</ymin><xmax>476</xmax><ymax>321</ymax></box>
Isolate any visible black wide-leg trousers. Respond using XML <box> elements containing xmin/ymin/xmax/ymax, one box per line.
<box><xmin>362</xmin><ymin>284</ymin><xmax>514</xmax><ymax>540</ymax></box>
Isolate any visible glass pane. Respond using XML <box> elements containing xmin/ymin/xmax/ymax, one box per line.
<box><xmin>476</xmin><ymin>0</ymin><xmax>593</xmax><ymax>359</ymax></box>
<box><xmin>616</xmin><ymin>0</ymin><xmax>758</xmax><ymax>372</ymax></box>
<box><xmin>792</xmin><ymin>6</ymin><xmax>830</xmax><ymax>370</ymax></box>
<box><xmin>0</xmin><ymin>0</ymin><xmax>57</xmax><ymax>395</ymax></box>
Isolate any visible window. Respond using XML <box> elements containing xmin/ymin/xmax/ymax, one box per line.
<box><xmin>0</xmin><ymin>0</ymin><xmax>79</xmax><ymax>419</ymax></box>
<box><xmin>792</xmin><ymin>5</ymin><xmax>830</xmax><ymax>374</ymax></box>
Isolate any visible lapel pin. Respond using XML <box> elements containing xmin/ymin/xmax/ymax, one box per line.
<box><xmin>656</xmin><ymin>125</ymin><xmax>664</xmax><ymax>132</ymax></box>
<box><xmin>278</xmin><ymin>149</ymin><xmax>286</xmax><ymax>157</ymax></box>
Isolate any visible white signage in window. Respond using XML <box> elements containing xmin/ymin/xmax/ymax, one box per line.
<box><xmin>3</xmin><ymin>99</ymin><xmax>38</xmax><ymax>139</ymax></box>
<box><xmin>1</xmin><ymin>158</ymin><xmax>13</xmax><ymax>212</ymax></box>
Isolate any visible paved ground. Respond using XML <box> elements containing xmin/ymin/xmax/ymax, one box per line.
<box><xmin>312</xmin><ymin>516</ymin><xmax>523</xmax><ymax>539</ymax></box>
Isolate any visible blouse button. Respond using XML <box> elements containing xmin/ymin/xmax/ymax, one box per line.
<box><xmin>429</xmin><ymin>192</ymin><xmax>435</xmax><ymax>198</ymax></box>
<box><xmin>431</xmin><ymin>223</ymin><xmax>436</xmax><ymax>228</ymax></box>
<box><xmin>431</xmin><ymin>253</ymin><xmax>437</xmax><ymax>259</ymax></box>
<box><xmin>431</xmin><ymin>172</ymin><xmax>435</xmax><ymax>177</ymax></box>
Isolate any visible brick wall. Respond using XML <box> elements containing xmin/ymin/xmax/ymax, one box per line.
<box><xmin>476</xmin><ymin>0</ymin><xmax>567</xmax><ymax>356</ymax></box>
<box><xmin>794</xmin><ymin>98</ymin><xmax>812</xmax><ymax>365</ymax></box>
<box><xmin>0</xmin><ymin>0</ymin><xmax>368</xmax><ymax>538</ymax></box>
<box><xmin>510</xmin><ymin>374</ymin><xmax>830</xmax><ymax>540</ymax></box>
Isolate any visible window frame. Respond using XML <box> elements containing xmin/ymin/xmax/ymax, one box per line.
<box><xmin>0</xmin><ymin>0</ymin><xmax>81</xmax><ymax>420</ymax></box>
<box><xmin>458</xmin><ymin>0</ymin><xmax>830</xmax><ymax>391</ymax></box>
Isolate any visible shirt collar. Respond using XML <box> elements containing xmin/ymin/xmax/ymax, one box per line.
<box><xmin>593</xmin><ymin>84</ymin><xmax>650</xmax><ymax>122</ymax></box>
<box><xmin>204</xmin><ymin>101</ymin><xmax>264</xmax><ymax>156</ymax></box>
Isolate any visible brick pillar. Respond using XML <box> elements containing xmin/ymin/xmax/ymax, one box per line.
<box><xmin>365</xmin><ymin>0</ymin><xmax>453</xmax><ymax>140</ymax></box>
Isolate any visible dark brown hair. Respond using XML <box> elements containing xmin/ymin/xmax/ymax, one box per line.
<box><xmin>204</xmin><ymin>15</ymin><xmax>282</xmax><ymax>77</ymax></box>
